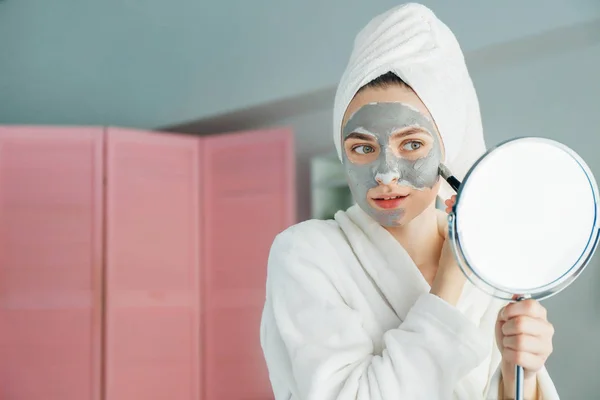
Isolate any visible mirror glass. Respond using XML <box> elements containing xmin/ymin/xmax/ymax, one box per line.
<box><xmin>451</xmin><ymin>137</ymin><xmax>599</xmax><ymax>299</ymax></box>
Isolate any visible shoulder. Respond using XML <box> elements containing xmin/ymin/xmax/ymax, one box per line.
<box><xmin>266</xmin><ymin>218</ymin><xmax>353</xmax><ymax>296</ymax></box>
<box><xmin>271</xmin><ymin>218</ymin><xmax>348</xmax><ymax>256</ymax></box>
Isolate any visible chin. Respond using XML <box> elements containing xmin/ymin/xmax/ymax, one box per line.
<box><xmin>380</xmin><ymin>205</ymin><xmax>434</xmax><ymax>229</ymax></box>
<box><xmin>362</xmin><ymin>205</ymin><xmax>407</xmax><ymax>227</ymax></box>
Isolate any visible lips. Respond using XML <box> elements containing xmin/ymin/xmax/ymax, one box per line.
<box><xmin>373</xmin><ymin>194</ymin><xmax>406</xmax><ymax>200</ymax></box>
<box><xmin>371</xmin><ymin>194</ymin><xmax>408</xmax><ymax>209</ymax></box>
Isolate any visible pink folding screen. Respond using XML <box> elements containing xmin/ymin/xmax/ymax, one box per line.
<box><xmin>104</xmin><ymin>128</ymin><xmax>202</xmax><ymax>400</ymax></box>
<box><xmin>0</xmin><ymin>126</ymin><xmax>104</xmax><ymax>400</ymax></box>
<box><xmin>201</xmin><ymin>128</ymin><xmax>295</xmax><ymax>400</ymax></box>
<box><xmin>0</xmin><ymin>125</ymin><xmax>295</xmax><ymax>400</ymax></box>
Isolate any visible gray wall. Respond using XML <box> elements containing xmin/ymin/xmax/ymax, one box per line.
<box><xmin>474</xmin><ymin>40</ymin><xmax>600</xmax><ymax>400</ymax></box>
<box><xmin>1</xmin><ymin>0</ymin><xmax>599</xmax><ymax>128</ymax></box>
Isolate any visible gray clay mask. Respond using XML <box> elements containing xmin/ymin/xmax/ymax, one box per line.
<box><xmin>341</xmin><ymin>102</ymin><xmax>442</xmax><ymax>227</ymax></box>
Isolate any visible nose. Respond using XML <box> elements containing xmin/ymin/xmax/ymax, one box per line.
<box><xmin>375</xmin><ymin>171</ymin><xmax>399</xmax><ymax>185</ymax></box>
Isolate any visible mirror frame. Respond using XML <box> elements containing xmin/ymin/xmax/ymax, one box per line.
<box><xmin>448</xmin><ymin>137</ymin><xmax>600</xmax><ymax>301</ymax></box>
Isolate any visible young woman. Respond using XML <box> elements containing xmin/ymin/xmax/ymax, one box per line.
<box><xmin>260</xmin><ymin>3</ymin><xmax>558</xmax><ymax>399</ymax></box>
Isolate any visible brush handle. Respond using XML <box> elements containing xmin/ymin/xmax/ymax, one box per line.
<box><xmin>445</xmin><ymin>175</ymin><xmax>461</xmax><ymax>192</ymax></box>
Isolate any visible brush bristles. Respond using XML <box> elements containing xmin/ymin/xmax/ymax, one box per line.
<box><xmin>438</xmin><ymin>163</ymin><xmax>452</xmax><ymax>179</ymax></box>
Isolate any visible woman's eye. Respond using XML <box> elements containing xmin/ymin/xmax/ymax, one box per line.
<box><xmin>354</xmin><ymin>145</ymin><xmax>375</xmax><ymax>155</ymax></box>
<box><xmin>402</xmin><ymin>141</ymin><xmax>422</xmax><ymax>151</ymax></box>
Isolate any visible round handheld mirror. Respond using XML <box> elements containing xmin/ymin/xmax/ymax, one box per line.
<box><xmin>442</xmin><ymin>137</ymin><xmax>600</xmax><ymax>400</ymax></box>
<box><xmin>446</xmin><ymin>137</ymin><xmax>599</xmax><ymax>300</ymax></box>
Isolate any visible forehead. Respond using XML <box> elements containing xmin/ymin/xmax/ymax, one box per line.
<box><xmin>343</xmin><ymin>102</ymin><xmax>435</xmax><ymax>136</ymax></box>
<box><xmin>342</xmin><ymin>85</ymin><xmax>433</xmax><ymax>129</ymax></box>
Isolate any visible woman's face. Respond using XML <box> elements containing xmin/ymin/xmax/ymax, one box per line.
<box><xmin>341</xmin><ymin>84</ymin><xmax>445</xmax><ymax>227</ymax></box>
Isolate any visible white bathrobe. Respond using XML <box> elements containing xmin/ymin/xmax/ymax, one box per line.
<box><xmin>260</xmin><ymin>204</ymin><xmax>560</xmax><ymax>399</ymax></box>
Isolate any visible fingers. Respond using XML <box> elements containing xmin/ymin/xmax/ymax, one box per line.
<box><xmin>501</xmin><ymin>315</ymin><xmax>554</xmax><ymax>338</ymax></box>
<box><xmin>443</xmin><ymin>195</ymin><xmax>456</xmax><ymax>206</ymax></box>
<box><xmin>502</xmin><ymin>333</ymin><xmax>552</xmax><ymax>356</ymax></box>
<box><xmin>500</xmin><ymin>299</ymin><xmax>547</xmax><ymax>321</ymax></box>
<box><xmin>501</xmin><ymin>348</ymin><xmax>547</xmax><ymax>371</ymax></box>
<box><xmin>497</xmin><ymin>300</ymin><xmax>555</xmax><ymax>374</ymax></box>
<box><xmin>444</xmin><ymin>195</ymin><xmax>456</xmax><ymax>213</ymax></box>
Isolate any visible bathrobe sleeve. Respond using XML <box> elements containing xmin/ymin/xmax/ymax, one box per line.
<box><xmin>264</xmin><ymin>228</ymin><xmax>491</xmax><ymax>400</ymax></box>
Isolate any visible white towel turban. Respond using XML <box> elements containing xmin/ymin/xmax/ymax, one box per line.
<box><xmin>333</xmin><ymin>2</ymin><xmax>486</xmax><ymax>200</ymax></box>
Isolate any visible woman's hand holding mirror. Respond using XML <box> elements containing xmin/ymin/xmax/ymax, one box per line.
<box><xmin>495</xmin><ymin>299</ymin><xmax>554</xmax><ymax>399</ymax></box>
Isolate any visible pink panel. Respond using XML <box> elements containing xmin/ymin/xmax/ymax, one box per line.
<box><xmin>104</xmin><ymin>128</ymin><xmax>201</xmax><ymax>400</ymax></box>
<box><xmin>201</xmin><ymin>128</ymin><xmax>295</xmax><ymax>400</ymax></box>
<box><xmin>0</xmin><ymin>126</ymin><xmax>103</xmax><ymax>400</ymax></box>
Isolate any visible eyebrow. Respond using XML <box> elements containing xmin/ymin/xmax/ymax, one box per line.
<box><xmin>344</xmin><ymin>132</ymin><xmax>377</xmax><ymax>142</ymax></box>
<box><xmin>344</xmin><ymin>126</ymin><xmax>432</xmax><ymax>142</ymax></box>
<box><xmin>390</xmin><ymin>126</ymin><xmax>432</xmax><ymax>139</ymax></box>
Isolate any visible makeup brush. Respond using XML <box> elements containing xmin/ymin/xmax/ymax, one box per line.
<box><xmin>438</xmin><ymin>163</ymin><xmax>461</xmax><ymax>192</ymax></box>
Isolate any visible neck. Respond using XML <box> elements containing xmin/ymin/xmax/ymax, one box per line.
<box><xmin>384</xmin><ymin>203</ymin><xmax>444</xmax><ymax>270</ymax></box>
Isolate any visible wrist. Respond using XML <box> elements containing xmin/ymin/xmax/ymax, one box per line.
<box><xmin>430</xmin><ymin>279</ymin><xmax>462</xmax><ymax>306</ymax></box>
<box><xmin>430</xmin><ymin>268</ymin><xmax>466</xmax><ymax>306</ymax></box>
